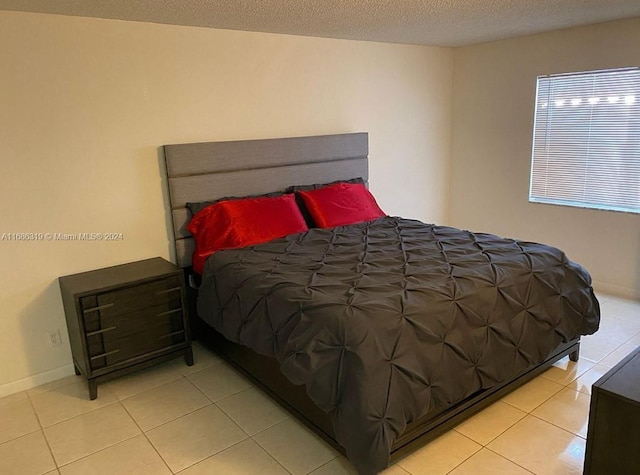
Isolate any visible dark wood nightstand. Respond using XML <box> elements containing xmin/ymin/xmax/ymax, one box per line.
<box><xmin>584</xmin><ymin>346</ymin><xmax>640</xmax><ymax>474</ymax></box>
<box><xmin>59</xmin><ymin>257</ymin><xmax>193</xmax><ymax>399</ymax></box>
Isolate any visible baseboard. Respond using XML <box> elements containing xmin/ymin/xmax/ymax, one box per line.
<box><xmin>592</xmin><ymin>281</ymin><xmax>640</xmax><ymax>301</ymax></box>
<box><xmin>0</xmin><ymin>364</ymin><xmax>76</xmax><ymax>398</ymax></box>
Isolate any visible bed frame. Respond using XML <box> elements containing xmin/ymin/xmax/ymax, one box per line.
<box><xmin>162</xmin><ymin>132</ymin><xmax>580</xmax><ymax>465</ymax></box>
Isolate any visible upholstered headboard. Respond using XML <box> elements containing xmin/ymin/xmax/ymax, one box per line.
<box><xmin>163</xmin><ymin>132</ymin><xmax>369</xmax><ymax>268</ymax></box>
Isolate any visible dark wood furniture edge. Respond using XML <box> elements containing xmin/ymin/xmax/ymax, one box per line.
<box><xmin>583</xmin><ymin>346</ymin><xmax>640</xmax><ymax>474</ymax></box>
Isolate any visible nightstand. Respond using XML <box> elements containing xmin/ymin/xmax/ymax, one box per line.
<box><xmin>59</xmin><ymin>257</ymin><xmax>193</xmax><ymax>399</ymax></box>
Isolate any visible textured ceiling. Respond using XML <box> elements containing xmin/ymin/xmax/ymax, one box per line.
<box><xmin>1</xmin><ymin>0</ymin><xmax>640</xmax><ymax>47</ymax></box>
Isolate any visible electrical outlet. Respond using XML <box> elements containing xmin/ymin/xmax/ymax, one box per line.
<box><xmin>48</xmin><ymin>329</ymin><xmax>62</xmax><ymax>347</ymax></box>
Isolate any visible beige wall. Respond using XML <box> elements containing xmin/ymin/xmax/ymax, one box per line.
<box><xmin>0</xmin><ymin>11</ymin><xmax>453</xmax><ymax>393</ymax></box>
<box><xmin>451</xmin><ymin>18</ymin><xmax>640</xmax><ymax>299</ymax></box>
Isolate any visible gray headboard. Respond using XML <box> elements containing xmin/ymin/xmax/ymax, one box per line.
<box><xmin>163</xmin><ymin>132</ymin><xmax>369</xmax><ymax>268</ymax></box>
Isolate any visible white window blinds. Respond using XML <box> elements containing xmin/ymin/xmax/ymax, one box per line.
<box><xmin>529</xmin><ymin>68</ymin><xmax>640</xmax><ymax>214</ymax></box>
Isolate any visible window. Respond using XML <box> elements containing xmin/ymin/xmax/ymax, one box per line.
<box><xmin>529</xmin><ymin>67</ymin><xmax>640</xmax><ymax>214</ymax></box>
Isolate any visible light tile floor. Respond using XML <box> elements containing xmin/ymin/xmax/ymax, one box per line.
<box><xmin>1</xmin><ymin>293</ymin><xmax>638</xmax><ymax>475</ymax></box>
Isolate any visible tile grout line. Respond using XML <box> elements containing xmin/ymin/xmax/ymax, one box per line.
<box><xmin>169</xmin><ymin>438</ymin><xmax>250</xmax><ymax>474</ymax></box>
<box><xmin>482</xmin><ymin>446</ymin><xmax>536</xmax><ymax>474</ymax></box>
<box><xmin>453</xmin><ymin>404</ymin><xmax>527</xmax><ymax>447</ymax></box>
<box><xmin>184</xmin><ymin>365</ymin><xmax>255</xmax><ymax>405</ymax></box>
<box><xmin>119</xmin><ymin>393</ymin><xmax>175</xmax><ymax>474</ymax></box>
<box><xmin>55</xmin><ymin>432</ymin><xmax>142</xmax><ymax>472</ymax></box>
<box><xmin>25</xmin><ymin>386</ymin><xmax>58</xmax><ymax>471</ymax></box>
<box><xmin>500</xmin><ymin>389</ymin><xmax>562</xmax><ymax>414</ymax></box>
<box><xmin>121</xmin><ymin>374</ymin><xmax>253</xmax><ymax>474</ymax></box>
<box><xmin>120</xmin><ymin>375</ymin><xmax>215</xmax><ymax>431</ymax></box>
<box><xmin>78</xmin><ymin>368</ymin><xmax>241</xmax><ymax>473</ymax></box>
<box><xmin>440</xmin><ymin>436</ymin><xmax>482</xmax><ymax>475</ymax></box>
<box><xmin>30</xmin><ymin>378</ymin><xmax>124</xmax><ymax>430</ymax></box>
<box><xmin>527</xmin><ymin>413</ymin><xmax>587</xmax><ymax>441</ymax></box>
<box><xmin>250</xmin><ymin>418</ymin><xmax>333</xmax><ymax>475</ymax></box>
<box><xmin>0</xmin><ymin>394</ymin><xmax>44</xmax><ymax>445</ymax></box>
<box><xmin>303</xmin><ymin>455</ymin><xmax>340</xmax><ymax>475</ymax></box>
<box><xmin>43</xmin><ymin>399</ymin><xmax>143</xmax><ymax>471</ymax></box>
<box><xmin>258</xmin><ymin>440</ymin><xmax>297</xmax><ymax>475</ymax></box>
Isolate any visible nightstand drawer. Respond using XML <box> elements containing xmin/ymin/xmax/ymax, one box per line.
<box><xmin>84</xmin><ymin>303</ymin><xmax>186</xmax><ymax>344</ymax></box>
<box><xmin>80</xmin><ymin>275</ymin><xmax>182</xmax><ymax>319</ymax></box>
<box><xmin>82</xmin><ymin>296</ymin><xmax>183</xmax><ymax>334</ymax></box>
<box><xmin>86</xmin><ymin>305</ymin><xmax>187</xmax><ymax>370</ymax></box>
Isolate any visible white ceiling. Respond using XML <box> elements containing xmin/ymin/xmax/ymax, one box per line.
<box><xmin>2</xmin><ymin>0</ymin><xmax>640</xmax><ymax>47</ymax></box>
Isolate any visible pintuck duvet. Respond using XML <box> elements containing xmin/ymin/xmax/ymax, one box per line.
<box><xmin>197</xmin><ymin>217</ymin><xmax>600</xmax><ymax>474</ymax></box>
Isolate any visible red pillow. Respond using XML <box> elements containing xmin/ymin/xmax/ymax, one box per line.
<box><xmin>186</xmin><ymin>194</ymin><xmax>308</xmax><ymax>274</ymax></box>
<box><xmin>297</xmin><ymin>182</ymin><xmax>386</xmax><ymax>228</ymax></box>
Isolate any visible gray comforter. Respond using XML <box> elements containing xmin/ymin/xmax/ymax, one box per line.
<box><xmin>197</xmin><ymin>217</ymin><xmax>600</xmax><ymax>473</ymax></box>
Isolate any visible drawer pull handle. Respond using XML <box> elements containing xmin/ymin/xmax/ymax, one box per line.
<box><xmin>86</xmin><ymin>326</ymin><xmax>117</xmax><ymax>337</ymax></box>
<box><xmin>156</xmin><ymin>308</ymin><xmax>182</xmax><ymax>317</ymax></box>
<box><xmin>83</xmin><ymin>303</ymin><xmax>114</xmax><ymax>314</ymax></box>
<box><xmin>155</xmin><ymin>287</ymin><xmax>181</xmax><ymax>296</ymax></box>
<box><xmin>90</xmin><ymin>349</ymin><xmax>120</xmax><ymax>360</ymax></box>
<box><xmin>159</xmin><ymin>330</ymin><xmax>185</xmax><ymax>340</ymax></box>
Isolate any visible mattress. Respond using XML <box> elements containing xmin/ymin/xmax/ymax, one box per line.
<box><xmin>197</xmin><ymin>216</ymin><xmax>600</xmax><ymax>473</ymax></box>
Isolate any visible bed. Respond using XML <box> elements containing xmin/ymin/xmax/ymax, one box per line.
<box><xmin>163</xmin><ymin>132</ymin><xmax>600</xmax><ymax>474</ymax></box>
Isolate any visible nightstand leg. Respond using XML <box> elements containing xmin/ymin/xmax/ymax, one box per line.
<box><xmin>184</xmin><ymin>346</ymin><xmax>194</xmax><ymax>366</ymax></box>
<box><xmin>88</xmin><ymin>380</ymin><xmax>98</xmax><ymax>400</ymax></box>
